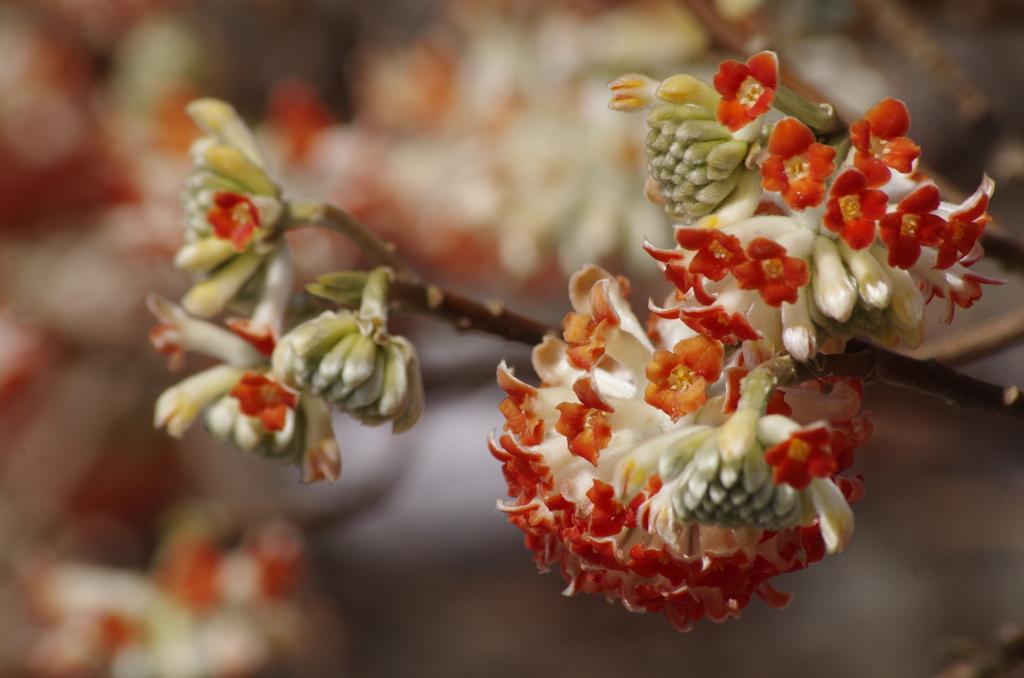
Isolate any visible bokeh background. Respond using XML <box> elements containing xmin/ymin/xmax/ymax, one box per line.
<box><xmin>3</xmin><ymin>0</ymin><xmax>1024</xmax><ymax>676</ymax></box>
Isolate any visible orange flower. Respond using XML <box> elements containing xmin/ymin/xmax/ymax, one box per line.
<box><xmin>878</xmin><ymin>184</ymin><xmax>946</xmax><ymax>269</ymax></box>
<box><xmin>555</xmin><ymin>376</ymin><xmax>615</xmax><ymax>465</ymax></box>
<box><xmin>674</xmin><ymin>228</ymin><xmax>748</xmax><ymax>281</ymax></box>
<box><xmin>713</xmin><ymin>51</ymin><xmax>779</xmax><ymax>132</ymax></box>
<box><xmin>733</xmin><ymin>238</ymin><xmax>809</xmax><ymax>306</ymax></box>
<box><xmin>764</xmin><ymin>426</ymin><xmax>837</xmax><ymax>490</ymax></box>
<box><xmin>759</xmin><ymin>118</ymin><xmax>836</xmax><ymax>211</ymax></box>
<box><xmin>644</xmin><ymin>335</ymin><xmax>723</xmax><ymax>420</ymax></box>
<box><xmin>229</xmin><ymin>371</ymin><xmax>298</xmax><ymax>431</ymax></box>
<box><xmin>822</xmin><ymin>169</ymin><xmax>888</xmax><ymax>250</ymax></box>
<box><xmin>207</xmin><ymin>191</ymin><xmax>261</xmax><ymax>251</ymax></box>
<box><xmin>850</xmin><ymin>98</ymin><xmax>921</xmax><ymax>188</ymax></box>
<box><xmin>497</xmin><ymin>364</ymin><xmax>545</xmax><ymax>446</ymax></box>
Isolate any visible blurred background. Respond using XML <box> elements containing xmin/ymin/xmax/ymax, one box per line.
<box><xmin>3</xmin><ymin>0</ymin><xmax>1024</xmax><ymax>676</ymax></box>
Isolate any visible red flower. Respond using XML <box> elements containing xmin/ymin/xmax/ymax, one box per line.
<box><xmin>733</xmin><ymin>238</ymin><xmax>809</xmax><ymax>306</ymax></box>
<box><xmin>555</xmin><ymin>376</ymin><xmax>614</xmax><ymax>466</ymax></box>
<box><xmin>763</xmin><ymin>426</ymin><xmax>836</xmax><ymax>490</ymax></box>
<box><xmin>679</xmin><ymin>306</ymin><xmax>760</xmax><ymax>344</ymax></box>
<box><xmin>229</xmin><ymin>371</ymin><xmax>298</xmax><ymax>432</ymax></box>
<box><xmin>208</xmin><ymin>191</ymin><xmax>261</xmax><ymax>251</ymax></box>
<box><xmin>226</xmin><ymin>319</ymin><xmax>276</xmax><ymax>356</ymax></box>
<box><xmin>934</xmin><ymin>177</ymin><xmax>994</xmax><ymax>269</ymax></box>
<box><xmin>713</xmin><ymin>51</ymin><xmax>779</xmax><ymax>132</ymax></box>
<box><xmin>644</xmin><ymin>335</ymin><xmax>723</xmax><ymax>420</ymax></box>
<box><xmin>822</xmin><ymin>169</ymin><xmax>889</xmax><ymax>249</ymax></box>
<box><xmin>850</xmin><ymin>98</ymin><xmax>922</xmax><ymax>188</ymax></box>
<box><xmin>759</xmin><ymin>118</ymin><xmax>836</xmax><ymax>211</ymax></box>
<box><xmin>878</xmin><ymin>184</ymin><xmax>947</xmax><ymax>269</ymax></box>
<box><xmin>674</xmin><ymin>228</ymin><xmax>748</xmax><ymax>281</ymax></box>
<box><xmin>643</xmin><ymin>240</ymin><xmax>715</xmax><ymax>305</ymax></box>
<box><xmin>497</xmin><ymin>364</ymin><xmax>546</xmax><ymax>447</ymax></box>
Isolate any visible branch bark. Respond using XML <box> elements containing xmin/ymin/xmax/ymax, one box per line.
<box><xmin>771</xmin><ymin>340</ymin><xmax>1024</xmax><ymax>421</ymax></box>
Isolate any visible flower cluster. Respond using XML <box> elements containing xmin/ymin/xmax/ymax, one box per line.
<box><xmin>491</xmin><ymin>266</ymin><xmax>868</xmax><ymax>631</ymax></box>
<box><xmin>490</xmin><ymin>51</ymin><xmax>999</xmax><ymax>632</ymax></box>
<box><xmin>618</xmin><ymin>52</ymin><xmax>999</xmax><ymax>361</ymax></box>
<box><xmin>22</xmin><ymin>521</ymin><xmax>305</xmax><ymax>678</ymax></box>
<box><xmin>152</xmin><ymin>101</ymin><xmax>423</xmax><ymax>483</ymax></box>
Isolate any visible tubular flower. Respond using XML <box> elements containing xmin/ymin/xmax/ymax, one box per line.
<box><xmin>763</xmin><ymin>425</ymin><xmax>837</xmax><ymax>490</ymax></box>
<box><xmin>613</xmin><ymin>53</ymin><xmax>999</xmax><ymax>358</ymax></box>
<box><xmin>934</xmin><ymin>175</ymin><xmax>994</xmax><ymax>270</ymax></box>
<box><xmin>823</xmin><ymin>169</ymin><xmax>889</xmax><ymax>250</ymax></box>
<box><xmin>176</xmin><ymin>99</ymin><xmax>286</xmax><ymax>319</ymax></box>
<box><xmin>759</xmin><ymin>118</ymin><xmax>836</xmax><ymax>211</ymax></box>
<box><xmin>733</xmin><ymin>238</ymin><xmax>810</xmax><ymax>307</ymax></box>
<box><xmin>878</xmin><ymin>184</ymin><xmax>947</xmax><ymax>269</ymax></box>
<box><xmin>713</xmin><ymin>51</ymin><xmax>779</xmax><ymax>132</ymax></box>
<box><xmin>643</xmin><ymin>240</ymin><xmax>716</xmax><ymax>305</ymax></box>
<box><xmin>150</xmin><ymin>293</ymin><xmax>341</xmax><ymax>483</ymax></box>
<box><xmin>650</xmin><ymin>305</ymin><xmax>760</xmax><ymax>345</ymax></box>
<box><xmin>644</xmin><ymin>335</ymin><xmax>724</xmax><ymax>420</ymax></box>
<box><xmin>850</xmin><ymin>97</ymin><xmax>922</xmax><ymax>188</ymax></box>
<box><xmin>674</xmin><ymin>228</ymin><xmax>748</xmax><ymax>281</ymax></box>
<box><xmin>490</xmin><ymin>267</ymin><xmax>866</xmax><ymax>632</ymax></box>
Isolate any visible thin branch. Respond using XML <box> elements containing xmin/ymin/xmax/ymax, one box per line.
<box><xmin>390</xmin><ymin>280</ymin><xmax>556</xmax><ymax>346</ymax></box>
<box><xmin>854</xmin><ymin>0</ymin><xmax>990</xmax><ymax>124</ymax></box>
<box><xmin>767</xmin><ymin>340</ymin><xmax>1024</xmax><ymax>421</ymax></box>
<box><xmin>285</xmin><ymin>200</ymin><xmax>422</xmax><ymax>284</ymax></box>
<box><xmin>910</xmin><ymin>307</ymin><xmax>1024</xmax><ymax>366</ymax></box>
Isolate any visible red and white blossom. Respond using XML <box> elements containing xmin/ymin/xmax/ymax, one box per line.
<box><xmin>491</xmin><ymin>266</ymin><xmax>865</xmax><ymax>631</ymax></box>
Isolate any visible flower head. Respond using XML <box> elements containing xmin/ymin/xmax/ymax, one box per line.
<box><xmin>713</xmin><ymin>51</ymin><xmax>779</xmax><ymax>132</ymax></box>
<box><xmin>490</xmin><ymin>268</ymin><xmax>865</xmax><ymax>631</ymax></box>
<box><xmin>759</xmin><ymin>118</ymin><xmax>836</xmax><ymax>211</ymax></box>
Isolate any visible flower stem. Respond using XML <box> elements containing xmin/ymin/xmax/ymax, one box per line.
<box><xmin>285</xmin><ymin>200</ymin><xmax>421</xmax><ymax>284</ymax></box>
<box><xmin>772</xmin><ymin>85</ymin><xmax>847</xmax><ymax>136</ymax></box>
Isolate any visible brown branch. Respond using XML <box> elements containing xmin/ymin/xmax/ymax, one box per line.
<box><xmin>854</xmin><ymin>0</ymin><xmax>990</xmax><ymax>123</ymax></box>
<box><xmin>769</xmin><ymin>340</ymin><xmax>1024</xmax><ymax>421</ymax></box>
<box><xmin>390</xmin><ymin>280</ymin><xmax>557</xmax><ymax>346</ymax></box>
<box><xmin>910</xmin><ymin>307</ymin><xmax>1024</xmax><ymax>366</ymax></box>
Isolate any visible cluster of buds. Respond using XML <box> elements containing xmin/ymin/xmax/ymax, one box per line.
<box><xmin>151</xmin><ymin>101</ymin><xmax>423</xmax><ymax>483</ymax></box>
<box><xmin>273</xmin><ymin>268</ymin><xmax>424</xmax><ymax>432</ymax></box>
<box><xmin>22</xmin><ymin>520</ymin><xmax>304</xmax><ymax>678</ymax></box>
<box><xmin>492</xmin><ymin>51</ymin><xmax>999</xmax><ymax>632</ymax></box>
<box><xmin>491</xmin><ymin>267</ymin><xmax>868</xmax><ymax>631</ymax></box>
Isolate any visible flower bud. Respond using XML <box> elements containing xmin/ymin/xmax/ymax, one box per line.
<box><xmin>205</xmin><ymin>393</ymin><xmax>298</xmax><ymax>460</ymax></box>
<box><xmin>642</xmin><ymin>99</ymin><xmax>755</xmax><ymax>221</ymax></box>
<box><xmin>155</xmin><ymin>365</ymin><xmax>248</xmax><ymax>438</ymax></box>
<box><xmin>273</xmin><ymin>311</ymin><xmax>424</xmax><ymax>432</ymax></box>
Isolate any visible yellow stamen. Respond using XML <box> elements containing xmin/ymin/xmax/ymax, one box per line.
<box><xmin>839</xmin><ymin>195</ymin><xmax>862</xmax><ymax>221</ymax></box>
<box><xmin>899</xmin><ymin>213</ymin><xmax>919</xmax><ymax>238</ymax></box>
<box><xmin>737</xmin><ymin>76</ymin><xmax>764</xmax><ymax>107</ymax></box>
<box><xmin>788</xmin><ymin>438</ymin><xmax>812</xmax><ymax>462</ymax></box>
